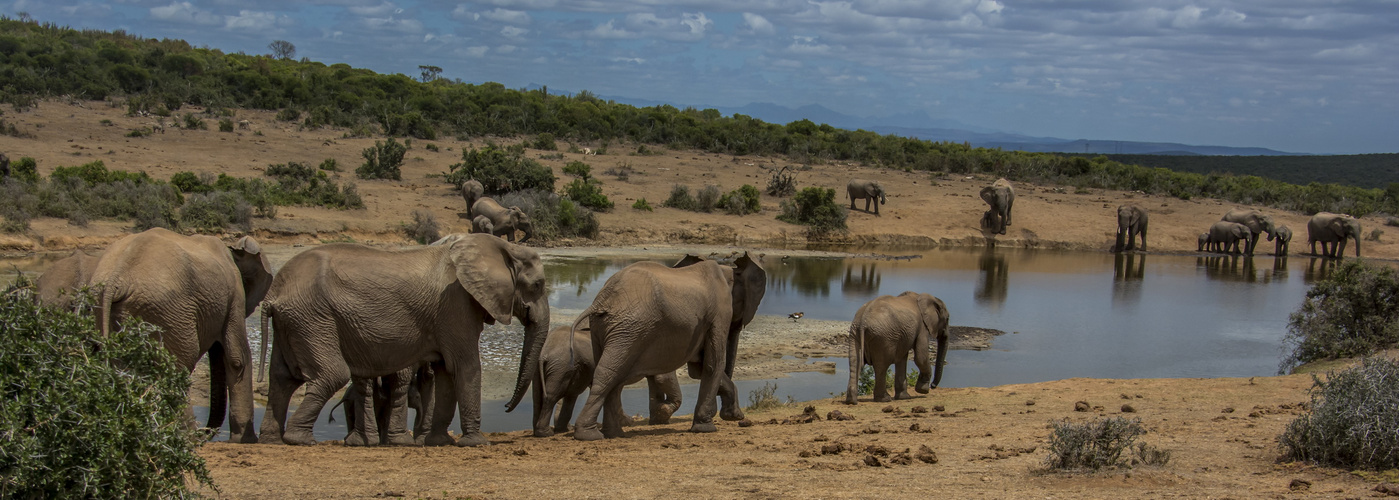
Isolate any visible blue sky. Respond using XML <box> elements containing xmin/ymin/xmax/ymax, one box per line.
<box><xmin>12</xmin><ymin>0</ymin><xmax>1397</xmax><ymax>154</ymax></box>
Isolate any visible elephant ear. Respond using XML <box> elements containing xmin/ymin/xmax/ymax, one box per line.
<box><xmin>910</xmin><ymin>293</ymin><xmax>940</xmax><ymax>336</ymax></box>
<box><xmin>979</xmin><ymin>186</ymin><xmax>995</xmax><ymax>205</ymax></box>
<box><xmin>230</xmin><ymin>236</ymin><xmax>261</xmax><ymax>255</ymax></box>
<box><xmin>448</xmin><ymin>234</ymin><xmax>518</xmax><ymax>325</ymax></box>
<box><xmin>672</xmin><ymin>254</ymin><xmax>705</xmax><ymax>268</ymax></box>
<box><xmin>731</xmin><ymin>252</ymin><xmax>767</xmax><ymax>327</ymax></box>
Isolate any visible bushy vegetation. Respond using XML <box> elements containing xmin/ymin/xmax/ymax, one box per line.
<box><xmin>1045</xmin><ymin>417</ymin><xmax>1170</xmax><ymax>471</ymax></box>
<box><xmin>445</xmin><ymin>143</ymin><xmax>556</xmax><ymax>195</ymax></box>
<box><xmin>1098</xmin><ymin>153</ymin><xmax>1399</xmax><ymax>190</ymax></box>
<box><xmin>718</xmin><ymin>184</ymin><xmax>762</xmax><ymax>215</ymax></box>
<box><xmin>747</xmin><ymin>382</ymin><xmax>795</xmax><ymax>411</ymax></box>
<box><xmin>778</xmin><ymin>187</ymin><xmax>847</xmax><ymax>235</ymax></box>
<box><xmin>766</xmin><ymin>165</ymin><xmax>798</xmax><ymax>197</ymax></box>
<box><xmin>1279</xmin><ymin>357</ymin><xmax>1399</xmax><ymax>470</ymax></box>
<box><xmin>1280</xmin><ymin>260</ymin><xmax>1399</xmax><ymax>373</ymax></box>
<box><xmin>632</xmin><ymin>198</ymin><xmax>653</xmax><ymax>211</ymax></box>
<box><xmin>0</xmin><ymin>280</ymin><xmax>214</xmax><ymax>497</ymax></box>
<box><xmin>856</xmin><ymin>365</ymin><xmax>916</xmax><ymax>395</ymax></box>
<box><xmin>402</xmin><ymin>209</ymin><xmax>440</xmax><ymax>244</ymax></box>
<box><xmin>498</xmin><ymin>189</ymin><xmax>598</xmax><ymax>240</ymax></box>
<box><xmin>357</xmin><ymin>138</ymin><xmax>405</xmax><ymax>180</ymax></box>
<box><xmin>664</xmin><ymin>184</ymin><xmax>697</xmax><ymax>211</ymax></box>
<box><xmin>560</xmin><ymin>160</ymin><xmax>613</xmax><ymax>211</ymax></box>
<box><xmin>179</xmin><ymin>191</ymin><xmax>251</xmax><ymax>232</ymax></box>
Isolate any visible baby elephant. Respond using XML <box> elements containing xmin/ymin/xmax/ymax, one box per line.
<box><xmin>532</xmin><ymin>325</ymin><xmax>682</xmax><ymax>437</ymax></box>
<box><xmin>1197</xmin><ymin>232</ymin><xmax>1210</xmax><ymax>252</ymax></box>
<box><xmin>1270</xmin><ymin>225</ymin><xmax>1293</xmax><ymax>256</ymax></box>
<box><xmin>471</xmin><ymin>215</ymin><xmax>494</xmax><ymax>235</ymax></box>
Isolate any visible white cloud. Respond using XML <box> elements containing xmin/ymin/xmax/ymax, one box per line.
<box><xmin>59</xmin><ymin>2</ymin><xmax>112</xmax><ymax>17</ymax></box>
<box><xmin>225</xmin><ymin>10</ymin><xmax>285</xmax><ymax>32</ymax></box>
<box><xmin>501</xmin><ymin>25</ymin><xmax>530</xmax><ymax>38</ymax></box>
<box><xmin>481</xmin><ymin>8</ymin><xmax>531</xmax><ymax>24</ymax></box>
<box><xmin>584</xmin><ymin>11</ymin><xmax>713</xmax><ymax>42</ymax></box>
<box><xmin>349</xmin><ymin>1</ymin><xmax>399</xmax><ymax>17</ymax></box>
<box><xmin>150</xmin><ymin>1</ymin><xmax>223</xmax><ymax>25</ymax></box>
<box><xmin>741</xmin><ymin>13</ymin><xmax>775</xmax><ymax>35</ymax></box>
<box><xmin>464</xmin><ymin>45</ymin><xmax>489</xmax><ymax>57</ymax></box>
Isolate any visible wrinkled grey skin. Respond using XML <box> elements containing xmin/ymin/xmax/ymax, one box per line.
<box><xmin>91</xmin><ymin>228</ymin><xmax>272</xmax><ymax>443</ymax></box>
<box><xmin>979</xmin><ymin>178</ymin><xmax>1015</xmax><ymax>235</ymax></box>
<box><xmin>1197</xmin><ymin>233</ymin><xmax>1210</xmax><ymax>252</ymax></box>
<box><xmin>36</xmin><ymin>249</ymin><xmax>101</xmax><ymax>310</ymax></box>
<box><xmin>1308</xmin><ymin>212</ymin><xmax>1362</xmax><ymax>258</ymax></box>
<box><xmin>570</xmin><ymin>253</ymin><xmax>766</xmax><ymax>441</ymax></box>
<box><xmin>846</xmin><ymin>179</ymin><xmax>887</xmax><ymax>215</ymax></box>
<box><xmin>531</xmin><ymin>324</ymin><xmax>682</xmax><ymax>437</ymax></box>
<box><xmin>1207</xmin><ymin>221</ymin><xmax>1253</xmax><ymax>254</ymax></box>
<box><xmin>471</xmin><ymin>197</ymin><xmax>534</xmax><ymax>243</ymax></box>
<box><xmin>471</xmin><ymin>215</ymin><xmax>495</xmax><ymax>235</ymax></box>
<box><xmin>1270</xmin><ymin>225</ymin><xmax>1293</xmax><ymax>256</ymax></box>
<box><xmin>1115</xmin><ymin>205</ymin><xmax>1148</xmax><ymax>252</ymax></box>
<box><xmin>1221</xmin><ymin>209</ymin><xmax>1276</xmax><ymax>255</ymax></box>
<box><xmin>845</xmin><ymin>291</ymin><xmax>950</xmax><ymax>405</ymax></box>
<box><xmin>331</xmin><ymin>366</ymin><xmax>417</xmax><ymax>446</ymax></box>
<box><xmin>257</xmin><ymin>234</ymin><xmax>549</xmax><ymax>447</ymax></box>
<box><xmin>460</xmin><ymin>179</ymin><xmax>485</xmax><ymax>212</ymax></box>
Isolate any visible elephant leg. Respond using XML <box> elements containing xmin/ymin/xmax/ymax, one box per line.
<box><xmin>423</xmin><ymin>368</ymin><xmax>458</xmax><ymax>446</ymax></box>
<box><xmin>690</xmin><ymin>326</ymin><xmax>728</xmax><ymax>433</ymax></box>
<box><xmin>445</xmin><ymin>354</ymin><xmax>487</xmax><ymax>447</ymax></box>
<box><xmin>220</xmin><ymin>318</ymin><xmax>259</xmax><ymax>444</ymax></box>
<box><xmin>531</xmin><ymin>374</ymin><xmax>555</xmax><ymax>437</ymax></box>
<box><xmin>849</xmin><ymin>196</ymin><xmax>857</xmax><ymax>210</ymax></box>
<box><xmin>380</xmin><ymin>368</ymin><xmax>415</xmax><ymax>446</ymax></box>
<box><xmin>555</xmin><ymin>393</ymin><xmax>579</xmax><ymax>434</ymax></box>
<box><xmin>412</xmin><ymin>363</ymin><xmax>437</xmax><ymax>446</ymax></box>
<box><xmin>258</xmin><ymin>346</ymin><xmax>302</xmax><ymax>444</ymax></box>
<box><xmin>647</xmin><ymin>373</ymin><xmax>682</xmax><ymax>425</ymax></box>
<box><xmin>283</xmin><ymin>364</ymin><xmax>349</xmax><ymax>446</ymax></box>
<box><xmin>344</xmin><ymin>378</ymin><xmax>376</xmax><ymax>447</ymax></box>
<box><xmin>893</xmin><ymin>354</ymin><xmax>912</xmax><ymax>400</ymax></box>
<box><xmin>601</xmin><ymin>384</ymin><xmax>627</xmax><ymax>439</ymax></box>
<box><xmin>913</xmin><ymin>330</ymin><xmax>932</xmax><ymax>394</ymax></box>
<box><xmin>872</xmin><ymin>361</ymin><xmax>893</xmax><ymax>403</ymax></box>
<box><xmin>575</xmin><ymin>359</ymin><xmax>632</xmax><ymax>441</ymax></box>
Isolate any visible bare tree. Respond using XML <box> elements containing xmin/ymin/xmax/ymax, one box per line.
<box><xmin>268</xmin><ymin>40</ymin><xmax>296</xmax><ymax>60</ymax></box>
<box><xmin>419</xmin><ymin>65</ymin><xmax>443</xmax><ymax>83</ymax></box>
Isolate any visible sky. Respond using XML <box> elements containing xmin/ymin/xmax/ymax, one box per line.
<box><xmin>10</xmin><ymin>1</ymin><xmax>1397</xmax><ymax>154</ymax></box>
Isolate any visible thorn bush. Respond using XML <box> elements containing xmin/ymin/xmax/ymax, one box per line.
<box><xmin>1279</xmin><ymin>357</ymin><xmax>1399</xmax><ymax>470</ymax></box>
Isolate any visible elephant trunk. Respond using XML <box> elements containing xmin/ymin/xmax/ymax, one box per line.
<box><xmin>879</xmin><ymin>191</ymin><xmax>886</xmax><ymax>205</ymax></box>
<box><xmin>207</xmin><ymin>342</ymin><xmax>228</xmax><ymax>430</ymax></box>
<box><xmin>1353</xmin><ymin>236</ymin><xmax>1361</xmax><ymax>257</ymax></box>
<box><xmin>258</xmin><ymin>307</ymin><xmax>270</xmax><ymax>383</ymax></box>
<box><xmin>505</xmin><ymin>300</ymin><xmax>550</xmax><ymax>413</ymax></box>
<box><xmin>931</xmin><ymin>329</ymin><xmax>948</xmax><ymax>389</ymax></box>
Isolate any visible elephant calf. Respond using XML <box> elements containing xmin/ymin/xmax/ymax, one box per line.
<box><xmin>1270</xmin><ymin>225</ymin><xmax>1293</xmax><ymax>256</ymax></box>
<box><xmin>1207</xmin><ymin>221</ymin><xmax>1253</xmax><ymax>254</ymax></box>
<box><xmin>532</xmin><ymin>325</ymin><xmax>681</xmax><ymax>437</ymax></box>
<box><xmin>846</xmin><ymin>291</ymin><xmax>950</xmax><ymax>405</ymax></box>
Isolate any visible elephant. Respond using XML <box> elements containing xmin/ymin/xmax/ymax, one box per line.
<box><xmin>570</xmin><ymin>253</ymin><xmax>766</xmax><ymax>441</ymax></box>
<box><xmin>844</xmin><ymin>291</ymin><xmax>950</xmax><ymax>405</ymax></box>
<box><xmin>1115</xmin><ymin>205</ymin><xmax>1148</xmax><ymax>252</ymax></box>
<box><xmin>1307</xmin><ymin>212</ymin><xmax>1362</xmax><ymax>258</ymax></box>
<box><xmin>531</xmin><ymin>324</ymin><xmax>682</xmax><ymax>437</ymax></box>
<box><xmin>1221</xmin><ymin>209</ymin><xmax>1276</xmax><ymax>255</ymax></box>
<box><xmin>470</xmin><ymin>197</ymin><xmax>534</xmax><ymax>243</ymax></box>
<box><xmin>460</xmin><ymin>179</ymin><xmax>485</xmax><ymax>212</ymax></box>
<box><xmin>846</xmin><ymin>179</ymin><xmax>887</xmax><ymax>215</ymax></box>
<box><xmin>257</xmin><ymin>233</ymin><xmax>549</xmax><ymax>447</ymax></box>
<box><xmin>471</xmin><ymin>215</ymin><xmax>494</xmax><ymax>235</ymax></box>
<box><xmin>1207</xmin><ymin>221</ymin><xmax>1253</xmax><ymax>254</ymax></box>
<box><xmin>35</xmin><ymin>249</ymin><xmax>101</xmax><ymax>310</ymax></box>
<box><xmin>90</xmin><ymin>228</ymin><xmax>272</xmax><ymax>443</ymax></box>
<box><xmin>1270</xmin><ymin>225</ymin><xmax>1293</xmax><ymax>256</ymax></box>
<box><xmin>979</xmin><ymin>178</ymin><xmax>1014</xmax><ymax>235</ymax></box>
<box><xmin>330</xmin><ymin>366</ymin><xmax>418</xmax><ymax>447</ymax></box>
<box><xmin>1197</xmin><ymin>233</ymin><xmax>1210</xmax><ymax>252</ymax></box>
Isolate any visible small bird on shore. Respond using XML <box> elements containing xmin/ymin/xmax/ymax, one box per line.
<box><xmin>788</xmin><ymin>312</ymin><xmax>804</xmax><ymax>322</ymax></box>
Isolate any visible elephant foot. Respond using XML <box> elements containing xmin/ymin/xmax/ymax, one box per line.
<box><xmin>533</xmin><ymin>428</ymin><xmax>555</xmax><ymax>438</ymax></box>
<box><xmin>602</xmin><ymin>426</ymin><xmax>627</xmax><ymax>439</ymax></box>
<box><xmin>689</xmin><ymin>421</ymin><xmax>717</xmax><ymax>433</ymax></box>
<box><xmin>281</xmin><ymin>428</ymin><xmax>316</xmax><ymax>446</ymax></box>
<box><xmin>843</xmin><ymin>396</ymin><xmax>858</xmax><ymax>405</ymax></box>
<box><xmin>423</xmin><ymin>432</ymin><xmax>457</xmax><ymax>447</ymax></box>
<box><xmin>227</xmin><ymin>429</ymin><xmax>259</xmax><ymax>444</ymax></box>
<box><xmin>873</xmin><ymin>394</ymin><xmax>893</xmax><ymax>403</ymax></box>
<box><xmin>914</xmin><ymin>384</ymin><xmax>931</xmax><ymax>395</ymax></box>
<box><xmin>414</xmin><ymin>434</ymin><xmax>428</xmax><ymax>446</ymax></box>
<box><xmin>648</xmin><ymin>415</ymin><xmax>672</xmax><ymax>425</ymax></box>
<box><xmin>574</xmin><ymin>426</ymin><xmax>605</xmax><ymax>441</ymax></box>
<box><xmin>344</xmin><ymin>432</ymin><xmax>372</xmax><ymax>447</ymax></box>
<box><xmin>454</xmin><ymin>432</ymin><xmax>489</xmax><ymax>447</ymax></box>
<box><xmin>385</xmin><ymin>432</ymin><xmax>416</xmax><ymax>446</ymax></box>
<box><xmin>258</xmin><ymin>431</ymin><xmax>284</xmax><ymax>445</ymax></box>
<box><xmin>720</xmin><ymin>406</ymin><xmax>745</xmax><ymax>422</ymax></box>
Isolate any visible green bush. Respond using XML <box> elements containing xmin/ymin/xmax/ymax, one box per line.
<box><xmin>357</xmin><ymin>138</ymin><xmax>406</xmax><ymax>180</ymax></box>
<box><xmin>275</xmin><ymin>108</ymin><xmax>300</xmax><ymax>122</ymax></box>
<box><xmin>1045</xmin><ymin>417</ymin><xmax>1169</xmax><ymax>471</ymax></box>
<box><xmin>719</xmin><ymin>184</ymin><xmax>762</xmax><ymax>215</ymax></box>
<box><xmin>218</xmin><ymin>119</ymin><xmax>234</xmax><ymax>132</ymax></box>
<box><xmin>1279</xmin><ymin>357</ymin><xmax>1399</xmax><ymax>470</ymax></box>
<box><xmin>632</xmin><ymin>198</ymin><xmax>653</xmax><ymax>211</ymax></box>
<box><xmin>696</xmin><ymin>185</ymin><xmax>721</xmax><ymax>212</ymax></box>
<box><xmin>180</xmin><ymin>112</ymin><xmax>206</xmax><ymax>130</ymax></box>
<box><xmin>445</xmin><ymin>144</ymin><xmax>556</xmax><ymax>195</ymax></box>
<box><xmin>1280</xmin><ymin>260</ymin><xmax>1399</xmax><ymax>373</ymax></box>
<box><xmin>563</xmin><ymin>160</ymin><xmax>591</xmax><ymax>179</ymax></box>
<box><xmin>532</xmin><ymin>133</ymin><xmax>557</xmax><ymax>150</ymax></box>
<box><xmin>564</xmin><ymin>178</ymin><xmax>613</xmax><ymax>211</ymax></box>
<box><xmin>664</xmin><ymin>184</ymin><xmax>697</xmax><ymax>211</ymax></box>
<box><xmin>179</xmin><ymin>191</ymin><xmax>251</xmax><ymax>232</ymax></box>
<box><xmin>778</xmin><ymin>187</ymin><xmax>847</xmax><ymax>235</ymax></box>
<box><xmin>1</xmin><ymin>205</ymin><xmax>31</xmax><ymax>233</ymax></box>
<box><xmin>402</xmin><ymin>209</ymin><xmax>441</xmax><ymax>244</ymax></box>
<box><xmin>51</xmin><ymin>161</ymin><xmax>153</xmax><ymax>186</ymax></box>
<box><xmin>169</xmin><ymin>171</ymin><xmax>213</xmax><ymax>193</ymax></box>
<box><xmin>319</xmin><ymin>158</ymin><xmax>339</xmax><ymax>172</ymax></box>
<box><xmin>7</xmin><ymin>156</ymin><xmax>39</xmax><ymax>183</ymax></box>
<box><xmin>498</xmin><ymin>189</ymin><xmax>598</xmax><ymax>240</ymax></box>
<box><xmin>0</xmin><ymin>280</ymin><xmax>213</xmax><ymax>497</ymax></box>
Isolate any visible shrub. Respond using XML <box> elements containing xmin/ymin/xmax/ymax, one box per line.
<box><xmin>170</xmin><ymin>171</ymin><xmax>213</xmax><ymax>193</ymax></box>
<box><xmin>719</xmin><ymin>184</ymin><xmax>762</xmax><ymax>215</ymax></box>
<box><xmin>498</xmin><ymin>189</ymin><xmax>599</xmax><ymax>240</ymax></box>
<box><xmin>766</xmin><ymin>166</ymin><xmax>797</xmax><ymax>197</ymax></box>
<box><xmin>1</xmin><ymin>205</ymin><xmax>31</xmax><ymax>233</ymax></box>
<box><xmin>696</xmin><ymin>185</ymin><xmax>721</xmax><ymax>212</ymax></box>
<box><xmin>403</xmin><ymin>209</ymin><xmax>441</xmax><ymax>244</ymax></box>
<box><xmin>778</xmin><ymin>187</ymin><xmax>847</xmax><ymax>235</ymax></box>
<box><xmin>180</xmin><ymin>112</ymin><xmax>205</xmax><ymax>130</ymax></box>
<box><xmin>0</xmin><ymin>279</ymin><xmax>213</xmax><ymax>497</ymax></box>
<box><xmin>425</xmin><ymin>143</ymin><xmax>439</xmax><ymax>152</ymax></box>
<box><xmin>179</xmin><ymin>191</ymin><xmax>251</xmax><ymax>232</ymax></box>
<box><xmin>445</xmin><ymin>144</ymin><xmax>556</xmax><ymax>195</ymax></box>
<box><xmin>746</xmin><ymin>382</ymin><xmax>794</xmax><ymax>411</ymax></box>
<box><xmin>1280</xmin><ymin>260</ymin><xmax>1399</xmax><ymax>373</ymax></box>
<box><xmin>1045</xmin><ymin>417</ymin><xmax>1169</xmax><ymax>471</ymax></box>
<box><xmin>218</xmin><ymin>118</ymin><xmax>234</xmax><ymax>132</ymax></box>
<box><xmin>125</xmin><ymin>128</ymin><xmax>148</xmax><ymax>138</ymax></box>
<box><xmin>319</xmin><ymin>158</ymin><xmax>339</xmax><ymax>172</ymax></box>
<box><xmin>564</xmin><ymin>179</ymin><xmax>613</xmax><ymax>211</ymax></box>
<box><xmin>7</xmin><ymin>156</ymin><xmax>38</xmax><ymax>183</ymax></box>
<box><xmin>664</xmin><ymin>184</ymin><xmax>697</xmax><ymax>210</ymax></box>
<box><xmin>1279</xmin><ymin>357</ymin><xmax>1399</xmax><ymax>470</ymax></box>
<box><xmin>532</xmin><ymin>133</ymin><xmax>557</xmax><ymax>150</ymax></box>
<box><xmin>563</xmin><ymin>160</ymin><xmax>591</xmax><ymax>179</ymax></box>
<box><xmin>358</xmin><ymin>138</ymin><xmax>406</xmax><ymax>180</ymax></box>
<box><xmin>276</xmin><ymin>108</ymin><xmax>300</xmax><ymax>122</ymax></box>
<box><xmin>632</xmin><ymin>198</ymin><xmax>653</xmax><ymax>211</ymax></box>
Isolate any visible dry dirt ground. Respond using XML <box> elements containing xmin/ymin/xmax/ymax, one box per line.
<box><xmin>4</xmin><ymin>100</ymin><xmax>1397</xmax><ymax>498</ymax></box>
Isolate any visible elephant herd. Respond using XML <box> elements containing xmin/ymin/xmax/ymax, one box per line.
<box><xmin>461</xmin><ymin>179</ymin><xmax>533</xmax><ymax>243</ymax></box>
<box><xmin>846</xmin><ymin>177</ymin><xmax>1017</xmax><ymax>237</ymax></box>
<box><xmin>1115</xmin><ymin>205</ymin><xmax>1362</xmax><ymax>259</ymax></box>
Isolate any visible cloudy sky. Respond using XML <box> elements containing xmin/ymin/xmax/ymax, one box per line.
<box><xmin>13</xmin><ymin>1</ymin><xmax>1397</xmax><ymax>154</ymax></box>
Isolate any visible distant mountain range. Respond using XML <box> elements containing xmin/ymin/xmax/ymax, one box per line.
<box><xmin>538</xmin><ymin>86</ymin><xmax>1306</xmax><ymax>156</ymax></box>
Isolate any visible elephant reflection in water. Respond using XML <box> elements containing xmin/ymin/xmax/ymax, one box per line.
<box><xmin>1304</xmin><ymin>257</ymin><xmax>1340</xmax><ymax>283</ymax></box>
<box><xmin>1112</xmin><ymin>253</ymin><xmax>1146</xmax><ymax>305</ymax></box>
<box><xmin>767</xmin><ymin>256</ymin><xmax>842</xmax><ymax>298</ymax></box>
<box><xmin>975</xmin><ymin>249</ymin><xmax>1008</xmax><ymax>307</ymax></box>
<box><xmin>1198</xmin><ymin>255</ymin><xmax>1258</xmax><ymax>283</ymax></box>
<box><xmin>841</xmin><ymin>262</ymin><xmax>882</xmax><ymax>298</ymax></box>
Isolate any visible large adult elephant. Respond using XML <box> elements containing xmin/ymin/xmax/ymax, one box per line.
<box><xmin>1308</xmin><ymin>212</ymin><xmax>1362</xmax><ymax>258</ymax></box>
<box><xmin>846</xmin><ymin>179</ymin><xmax>887</xmax><ymax>215</ymax></box>
<box><xmin>844</xmin><ymin>291</ymin><xmax>950</xmax><ymax>405</ymax></box>
<box><xmin>90</xmin><ymin>228</ymin><xmax>272</xmax><ymax>443</ymax></box>
<box><xmin>570</xmin><ymin>253</ymin><xmax>766</xmax><ymax>441</ymax></box>
<box><xmin>531</xmin><ymin>324</ymin><xmax>682</xmax><ymax>437</ymax></box>
<box><xmin>1270</xmin><ymin>225</ymin><xmax>1293</xmax><ymax>256</ymax></box>
<box><xmin>1221</xmin><ymin>209</ymin><xmax>1276</xmax><ymax>255</ymax></box>
<box><xmin>1207</xmin><ymin>221</ymin><xmax>1253</xmax><ymax>254</ymax></box>
<box><xmin>980</xmin><ymin>178</ymin><xmax>1014</xmax><ymax>235</ymax></box>
<box><xmin>35</xmin><ymin>249</ymin><xmax>101</xmax><ymax>310</ymax></box>
<box><xmin>460</xmin><ymin>179</ymin><xmax>485</xmax><ymax>212</ymax></box>
<box><xmin>470</xmin><ymin>197</ymin><xmax>534</xmax><ymax>243</ymax></box>
<box><xmin>1114</xmin><ymin>205</ymin><xmax>1148</xmax><ymax>252</ymax></box>
<box><xmin>257</xmin><ymin>233</ymin><xmax>549</xmax><ymax>447</ymax></box>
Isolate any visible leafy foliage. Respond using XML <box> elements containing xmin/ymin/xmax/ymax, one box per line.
<box><xmin>0</xmin><ymin>280</ymin><xmax>214</xmax><ymax>497</ymax></box>
<box><xmin>1045</xmin><ymin>417</ymin><xmax>1169</xmax><ymax>471</ymax></box>
<box><xmin>445</xmin><ymin>144</ymin><xmax>556</xmax><ymax>195</ymax></box>
<box><xmin>5</xmin><ymin>156</ymin><xmax>39</xmax><ymax>183</ymax></box>
<box><xmin>1280</xmin><ymin>260</ymin><xmax>1399</xmax><ymax>373</ymax></box>
<box><xmin>719</xmin><ymin>184</ymin><xmax>762</xmax><ymax>215</ymax></box>
<box><xmin>663</xmin><ymin>184</ymin><xmax>697</xmax><ymax>211</ymax></box>
<box><xmin>179</xmin><ymin>191</ymin><xmax>251</xmax><ymax>232</ymax></box>
<box><xmin>357</xmin><ymin>138</ymin><xmax>406</xmax><ymax>180</ymax></box>
<box><xmin>1279</xmin><ymin>357</ymin><xmax>1399</xmax><ymax>470</ymax></box>
<box><xmin>402</xmin><ymin>209</ymin><xmax>441</xmax><ymax>244</ymax></box>
<box><xmin>498</xmin><ymin>189</ymin><xmax>598</xmax><ymax>240</ymax></box>
<box><xmin>778</xmin><ymin>187</ymin><xmax>847</xmax><ymax>235</ymax></box>
<box><xmin>563</xmin><ymin>179</ymin><xmax>613</xmax><ymax>211</ymax></box>
<box><xmin>632</xmin><ymin>198</ymin><xmax>653</xmax><ymax>211</ymax></box>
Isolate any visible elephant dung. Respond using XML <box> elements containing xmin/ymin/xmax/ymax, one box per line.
<box><xmin>916</xmin><ymin>445</ymin><xmax>939</xmax><ymax>464</ymax></box>
<box><xmin>826</xmin><ymin>409</ymin><xmax>855</xmax><ymax>421</ymax></box>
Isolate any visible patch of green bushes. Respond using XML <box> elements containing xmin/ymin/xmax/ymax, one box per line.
<box><xmin>664</xmin><ymin>184</ymin><xmax>697</xmax><ymax>211</ymax></box>
<box><xmin>719</xmin><ymin>184</ymin><xmax>761</xmax><ymax>215</ymax></box>
<box><xmin>1279</xmin><ymin>357</ymin><xmax>1399</xmax><ymax>470</ymax></box>
<box><xmin>445</xmin><ymin>143</ymin><xmax>556</xmax><ymax>195</ymax></box>
<box><xmin>632</xmin><ymin>198</ymin><xmax>653</xmax><ymax>211</ymax></box>
<box><xmin>358</xmin><ymin>138</ymin><xmax>406</xmax><ymax>180</ymax></box>
<box><xmin>0</xmin><ymin>279</ymin><xmax>214</xmax><ymax>497</ymax></box>
<box><xmin>1045</xmin><ymin>417</ymin><xmax>1170</xmax><ymax>471</ymax></box>
<box><xmin>778</xmin><ymin>186</ymin><xmax>847</xmax><ymax>235</ymax></box>
<box><xmin>532</xmin><ymin>133</ymin><xmax>556</xmax><ymax>150</ymax></box>
<box><xmin>180</xmin><ymin>112</ymin><xmax>205</xmax><ymax>130</ymax></box>
<box><xmin>179</xmin><ymin>191</ymin><xmax>251</xmax><ymax>232</ymax></box>
<box><xmin>498</xmin><ymin>189</ymin><xmax>599</xmax><ymax>240</ymax></box>
<box><xmin>1280</xmin><ymin>260</ymin><xmax>1399</xmax><ymax>373</ymax></box>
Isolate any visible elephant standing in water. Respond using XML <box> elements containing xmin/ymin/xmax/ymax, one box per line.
<box><xmin>90</xmin><ymin>228</ymin><xmax>272</xmax><ymax>442</ymax></box>
<box><xmin>1308</xmin><ymin>212</ymin><xmax>1362</xmax><ymax>258</ymax></box>
<box><xmin>531</xmin><ymin>324</ymin><xmax>682</xmax><ymax>437</ymax></box>
<box><xmin>1115</xmin><ymin>205</ymin><xmax>1148</xmax><ymax>252</ymax></box>
<box><xmin>257</xmin><ymin>233</ymin><xmax>549</xmax><ymax>447</ymax></box>
<box><xmin>1207</xmin><ymin>221</ymin><xmax>1253</xmax><ymax>254</ymax></box>
<box><xmin>980</xmin><ymin>178</ymin><xmax>1015</xmax><ymax>235</ymax></box>
<box><xmin>1221</xmin><ymin>209</ymin><xmax>1276</xmax><ymax>255</ymax></box>
<box><xmin>460</xmin><ymin>179</ymin><xmax>485</xmax><ymax>212</ymax></box>
<box><xmin>471</xmin><ymin>197</ymin><xmax>534</xmax><ymax>243</ymax></box>
<box><xmin>36</xmin><ymin>249</ymin><xmax>101</xmax><ymax>310</ymax></box>
<box><xmin>846</xmin><ymin>179</ymin><xmax>887</xmax><ymax>215</ymax></box>
<box><xmin>845</xmin><ymin>291</ymin><xmax>950</xmax><ymax>404</ymax></box>
<box><xmin>570</xmin><ymin>253</ymin><xmax>766</xmax><ymax>440</ymax></box>
<box><xmin>1270</xmin><ymin>225</ymin><xmax>1293</xmax><ymax>256</ymax></box>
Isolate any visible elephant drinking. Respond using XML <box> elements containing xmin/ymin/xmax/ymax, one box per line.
<box><xmin>845</xmin><ymin>292</ymin><xmax>950</xmax><ymax>405</ymax></box>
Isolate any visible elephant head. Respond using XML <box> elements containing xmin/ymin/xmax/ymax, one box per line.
<box><xmin>508</xmin><ymin>207</ymin><xmax>534</xmax><ymax>243</ymax></box>
<box><xmin>1321</xmin><ymin>214</ymin><xmax>1362</xmax><ymax>257</ymax></box>
<box><xmin>229</xmin><ymin>236</ymin><xmax>272</xmax><ymax>317</ymax></box>
<box><xmin>905</xmin><ymin>291</ymin><xmax>951</xmax><ymax>390</ymax></box>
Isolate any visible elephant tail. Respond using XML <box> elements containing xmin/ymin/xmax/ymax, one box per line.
<box><xmin>97</xmin><ymin>283</ymin><xmax>113</xmax><ymax>337</ymax></box>
<box><xmin>327</xmin><ymin>397</ymin><xmax>344</xmax><ymax>423</ymax></box>
<box><xmin>258</xmin><ymin>303</ymin><xmax>272</xmax><ymax>383</ymax></box>
<box><xmin>568</xmin><ymin>309</ymin><xmax>594</xmax><ymax>373</ymax></box>
<box><xmin>844</xmin><ymin>323</ymin><xmax>865</xmax><ymax>404</ymax></box>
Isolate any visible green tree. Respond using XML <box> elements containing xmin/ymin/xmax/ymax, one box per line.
<box><xmin>357</xmin><ymin>138</ymin><xmax>406</xmax><ymax>180</ymax></box>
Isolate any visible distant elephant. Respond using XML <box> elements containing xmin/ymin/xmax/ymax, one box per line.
<box><xmin>979</xmin><ymin>178</ymin><xmax>1014</xmax><ymax>235</ymax></box>
<box><xmin>846</xmin><ymin>179</ymin><xmax>887</xmax><ymax>215</ymax></box>
<box><xmin>1208</xmin><ymin>221</ymin><xmax>1253</xmax><ymax>254</ymax></box>
<box><xmin>1307</xmin><ymin>212</ymin><xmax>1362</xmax><ymax>258</ymax></box>
<box><xmin>471</xmin><ymin>215</ymin><xmax>494</xmax><ymax>235</ymax></box>
<box><xmin>531</xmin><ymin>324</ymin><xmax>682</xmax><ymax>437</ymax></box>
<box><xmin>35</xmin><ymin>249</ymin><xmax>101</xmax><ymax>310</ymax></box>
<box><xmin>460</xmin><ymin>179</ymin><xmax>485</xmax><ymax>211</ymax></box>
<box><xmin>91</xmin><ymin>228</ymin><xmax>272</xmax><ymax>443</ymax></box>
<box><xmin>570</xmin><ymin>253</ymin><xmax>766</xmax><ymax>440</ymax></box>
<box><xmin>1221</xmin><ymin>209</ymin><xmax>1276</xmax><ymax>255</ymax></box>
<box><xmin>844</xmin><ymin>291</ymin><xmax>950</xmax><ymax>405</ymax></box>
<box><xmin>1270</xmin><ymin>225</ymin><xmax>1293</xmax><ymax>256</ymax></box>
<box><xmin>1114</xmin><ymin>205</ymin><xmax>1148</xmax><ymax>252</ymax></box>
<box><xmin>470</xmin><ymin>197</ymin><xmax>533</xmax><ymax>243</ymax></box>
<box><xmin>1197</xmin><ymin>233</ymin><xmax>1210</xmax><ymax>252</ymax></box>
<box><xmin>257</xmin><ymin>233</ymin><xmax>549</xmax><ymax>447</ymax></box>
